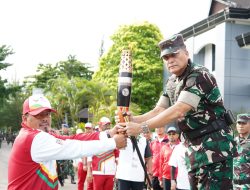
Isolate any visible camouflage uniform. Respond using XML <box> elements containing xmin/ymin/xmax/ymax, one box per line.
<box><xmin>58</xmin><ymin>127</ymin><xmax>76</xmax><ymax>184</ymax></box>
<box><xmin>64</xmin><ymin>160</ymin><xmax>76</xmax><ymax>182</ymax></box>
<box><xmin>58</xmin><ymin>160</ymin><xmax>76</xmax><ymax>184</ymax></box>
<box><xmin>163</xmin><ymin>61</ymin><xmax>237</xmax><ymax>190</ymax></box>
<box><xmin>233</xmin><ymin>114</ymin><xmax>250</xmax><ymax>190</ymax></box>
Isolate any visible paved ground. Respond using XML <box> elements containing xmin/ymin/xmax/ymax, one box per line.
<box><xmin>0</xmin><ymin>140</ymin><xmax>9</xmax><ymax>190</ymax></box>
<box><xmin>0</xmin><ymin>140</ymin><xmax>79</xmax><ymax>190</ymax></box>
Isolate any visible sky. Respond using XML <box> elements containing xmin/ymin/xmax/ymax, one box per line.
<box><xmin>0</xmin><ymin>0</ymin><xmax>211</xmax><ymax>82</ymax></box>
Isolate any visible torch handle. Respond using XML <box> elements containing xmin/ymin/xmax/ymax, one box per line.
<box><xmin>122</xmin><ymin>113</ymin><xmax>152</xmax><ymax>189</ymax></box>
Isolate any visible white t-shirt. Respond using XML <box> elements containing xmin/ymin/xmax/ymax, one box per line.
<box><xmin>115</xmin><ymin>136</ymin><xmax>148</xmax><ymax>182</ymax></box>
<box><xmin>168</xmin><ymin>142</ymin><xmax>190</xmax><ymax>189</ymax></box>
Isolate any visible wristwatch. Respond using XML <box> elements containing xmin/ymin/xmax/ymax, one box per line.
<box><xmin>141</xmin><ymin>122</ymin><xmax>150</xmax><ymax>134</ymax></box>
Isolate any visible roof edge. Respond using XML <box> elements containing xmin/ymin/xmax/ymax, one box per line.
<box><xmin>179</xmin><ymin>7</ymin><xmax>250</xmax><ymax>40</ymax></box>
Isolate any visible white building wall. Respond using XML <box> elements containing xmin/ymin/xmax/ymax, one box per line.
<box><xmin>183</xmin><ymin>21</ymin><xmax>250</xmax><ymax>112</ymax></box>
<box><xmin>184</xmin><ymin>26</ymin><xmax>226</xmax><ymax>99</ymax></box>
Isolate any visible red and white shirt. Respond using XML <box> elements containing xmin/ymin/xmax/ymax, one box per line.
<box><xmin>8</xmin><ymin>123</ymin><xmax>116</xmax><ymax>190</ymax></box>
<box><xmin>159</xmin><ymin>142</ymin><xmax>179</xmax><ymax>180</ymax></box>
<box><xmin>88</xmin><ymin>149</ymin><xmax>119</xmax><ymax>175</ymax></box>
<box><xmin>150</xmin><ymin>135</ymin><xmax>169</xmax><ymax>177</ymax></box>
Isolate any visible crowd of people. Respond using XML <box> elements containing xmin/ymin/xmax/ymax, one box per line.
<box><xmin>6</xmin><ymin>33</ymin><xmax>250</xmax><ymax>190</ymax></box>
<box><xmin>0</xmin><ymin>131</ymin><xmax>16</xmax><ymax>148</ymax></box>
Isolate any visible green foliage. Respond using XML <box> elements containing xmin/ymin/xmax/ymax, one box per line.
<box><xmin>0</xmin><ymin>45</ymin><xmax>14</xmax><ymax>70</ymax></box>
<box><xmin>47</xmin><ymin>77</ymin><xmax>116</xmax><ymax>127</ymax></box>
<box><xmin>93</xmin><ymin>22</ymin><xmax>164</xmax><ymax>113</ymax></box>
<box><xmin>0</xmin><ymin>82</ymin><xmax>24</xmax><ymax>132</ymax></box>
<box><xmin>0</xmin><ymin>45</ymin><xmax>15</xmax><ymax>106</ymax></box>
<box><xmin>0</xmin><ymin>22</ymin><xmax>166</xmax><ymax>130</ymax></box>
<box><xmin>24</xmin><ymin>55</ymin><xmax>94</xmax><ymax>90</ymax></box>
<box><xmin>15</xmin><ymin>55</ymin><xmax>96</xmax><ymax>128</ymax></box>
<box><xmin>56</xmin><ymin>55</ymin><xmax>93</xmax><ymax>80</ymax></box>
<box><xmin>0</xmin><ymin>45</ymin><xmax>24</xmax><ymax>130</ymax></box>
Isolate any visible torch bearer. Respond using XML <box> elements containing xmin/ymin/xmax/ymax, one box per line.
<box><xmin>117</xmin><ymin>50</ymin><xmax>152</xmax><ymax>189</ymax></box>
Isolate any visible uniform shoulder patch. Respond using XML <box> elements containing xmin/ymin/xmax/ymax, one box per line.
<box><xmin>186</xmin><ymin>77</ymin><xmax>196</xmax><ymax>88</ymax></box>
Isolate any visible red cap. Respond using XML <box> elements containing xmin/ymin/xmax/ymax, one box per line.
<box><xmin>23</xmin><ymin>95</ymin><xmax>57</xmax><ymax>116</ymax></box>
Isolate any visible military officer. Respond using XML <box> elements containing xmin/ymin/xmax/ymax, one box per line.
<box><xmin>233</xmin><ymin>113</ymin><xmax>250</xmax><ymax>190</ymax></box>
<box><xmin>119</xmin><ymin>33</ymin><xmax>237</xmax><ymax>190</ymax></box>
<box><xmin>60</xmin><ymin>124</ymin><xmax>76</xmax><ymax>184</ymax></box>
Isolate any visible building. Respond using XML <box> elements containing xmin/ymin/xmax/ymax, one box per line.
<box><xmin>174</xmin><ymin>0</ymin><xmax>250</xmax><ymax>113</ymax></box>
<box><xmin>77</xmin><ymin>108</ymin><xmax>93</xmax><ymax>123</ymax></box>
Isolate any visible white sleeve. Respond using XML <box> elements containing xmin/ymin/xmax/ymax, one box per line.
<box><xmin>177</xmin><ymin>91</ymin><xmax>200</xmax><ymax>110</ymax></box>
<box><xmin>99</xmin><ymin>131</ymin><xmax>109</xmax><ymax>140</ymax></box>
<box><xmin>168</xmin><ymin>146</ymin><xmax>178</xmax><ymax>167</ymax></box>
<box><xmin>31</xmin><ymin>131</ymin><xmax>116</xmax><ymax>162</ymax></box>
<box><xmin>156</xmin><ymin>95</ymin><xmax>170</xmax><ymax>108</ymax></box>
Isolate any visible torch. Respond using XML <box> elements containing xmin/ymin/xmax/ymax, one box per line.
<box><xmin>117</xmin><ymin>49</ymin><xmax>152</xmax><ymax>189</ymax></box>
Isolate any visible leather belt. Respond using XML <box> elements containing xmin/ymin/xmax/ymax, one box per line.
<box><xmin>234</xmin><ymin>178</ymin><xmax>250</xmax><ymax>185</ymax></box>
<box><xmin>184</xmin><ymin>118</ymin><xmax>228</xmax><ymax>140</ymax></box>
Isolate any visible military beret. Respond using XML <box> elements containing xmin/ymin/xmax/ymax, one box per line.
<box><xmin>158</xmin><ymin>33</ymin><xmax>186</xmax><ymax>58</ymax></box>
<box><xmin>236</xmin><ymin>113</ymin><xmax>250</xmax><ymax>122</ymax></box>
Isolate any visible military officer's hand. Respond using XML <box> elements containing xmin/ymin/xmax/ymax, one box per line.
<box><xmin>118</xmin><ymin>122</ymin><xmax>141</xmax><ymax>137</ymax></box>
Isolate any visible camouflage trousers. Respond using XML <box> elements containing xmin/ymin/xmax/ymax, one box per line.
<box><xmin>64</xmin><ymin>160</ymin><xmax>75</xmax><ymax>178</ymax></box>
<box><xmin>188</xmin><ymin>159</ymin><xmax>233</xmax><ymax>190</ymax></box>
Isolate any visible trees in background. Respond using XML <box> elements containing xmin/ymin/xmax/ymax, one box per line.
<box><xmin>0</xmin><ymin>21</ymin><xmax>165</xmax><ymax>131</ymax></box>
<box><xmin>93</xmin><ymin>21</ymin><xmax>163</xmax><ymax>112</ymax></box>
<box><xmin>24</xmin><ymin>55</ymin><xmax>95</xmax><ymax>128</ymax></box>
<box><xmin>0</xmin><ymin>83</ymin><xmax>24</xmax><ymax>132</ymax></box>
<box><xmin>0</xmin><ymin>45</ymin><xmax>14</xmax><ymax>105</ymax></box>
<box><xmin>0</xmin><ymin>45</ymin><xmax>24</xmax><ymax>132</ymax></box>
<box><xmin>49</xmin><ymin>77</ymin><xmax>116</xmax><ymax>125</ymax></box>
<box><xmin>24</xmin><ymin>55</ymin><xmax>93</xmax><ymax>90</ymax></box>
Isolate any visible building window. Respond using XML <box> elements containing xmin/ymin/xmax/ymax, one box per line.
<box><xmin>212</xmin><ymin>44</ymin><xmax>215</xmax><ymax>71</ymax></box>
<box><xmin>193</xmin><ymin>47</ymin><xmax>205</xmax><ymax>66</ymax></box>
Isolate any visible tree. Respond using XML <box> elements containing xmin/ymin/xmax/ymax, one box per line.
<box><xmin>20</xmin><ymin>55</ymin><xmax>95</xmax><ymax>128</ymax></box>
<box><xmin>93</xmin><ymin>22</ymin><xmax>164</xmax><ymax>113</ymax></box>
<box><xmin>48</xmin><ymin>77</ymin><xmax>116</xmax><ymax>127</ymax></box>
<box><xmin>0</xmin><ymin>81</ymin><xmax>24</xmax><ymax>132</ymax></box>
<box><xmin>24</xmin><ymin>55</ymin><xmax>94</xmax><ymax>90</ymax></box>
<box><xmin>0</xmin><ymin>45</ymin><xmax>13</xmax><ymax>70</ymax></box>
<box><xmin>0</xmin><ymin>45</ymin><xmax>25</xmax><ymax>131</ymax></box>
<box><xmin>0</xmin><ymin>45</ymin><xmax>14</xmax><ymax>105</ymax></box>
<box><xmin>57</xmin><ymin>55</ymin><xmax>93</xmax><ymax>80</ymax></box>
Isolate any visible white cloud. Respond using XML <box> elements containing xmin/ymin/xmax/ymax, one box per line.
<box><xmin>0</xmin><ymin>0</ymin><xmax>211</xmax><ymax>82</ymax></box>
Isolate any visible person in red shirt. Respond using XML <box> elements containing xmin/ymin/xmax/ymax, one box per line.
<box><xmin>150</xmin><ymin>126</ymin><xmax>169</xmax><ymax>190</ymax></box>
<box><xmin>88</xmin><ymin>117</ymin><xmax>119</xmax><ymax>190</ymax></box>
<box><xmin>77</xmin><ymin>123</ymin><xmax>94</xmax><ymax>190</ymax></box>
<box><xmin>159</xmin><ymin>127</ymin><xmax>179</xmax><ymax>190</ymax></box>
<box><xmin>8</xmin><ymin>94</ymin><xmax>126</xmax><ymax>190</ymax></box>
